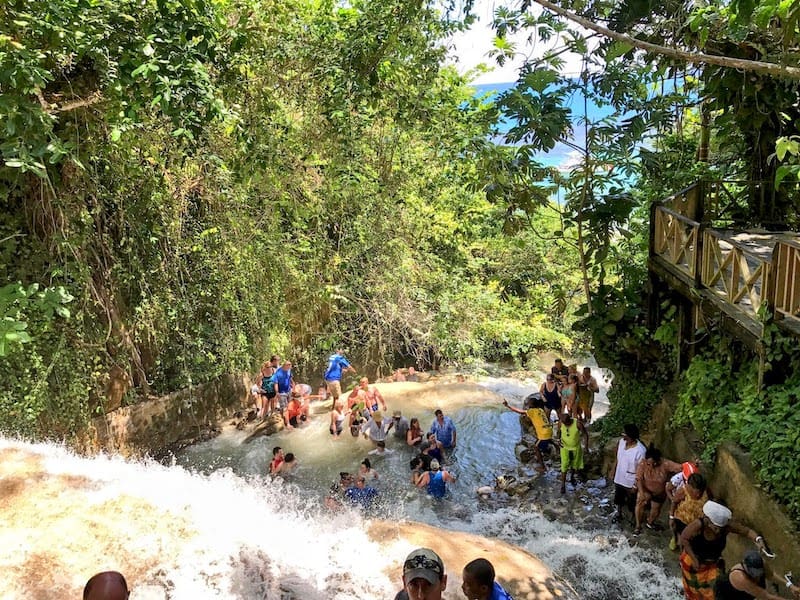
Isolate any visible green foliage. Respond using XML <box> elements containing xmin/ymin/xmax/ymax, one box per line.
<box><xmin>0</xmin><ymin>0</ymin><xmax>582</xmax><ymax>440</ymax></box>
<box><xmin>673</xmin><ymin>333</ymin><xmax>800</xmax><ymax>523</ymax></box>
<box><xmin>0</xmin><ymin>282</ymin><xmax>72</xmax><ymax>356</ymax></box>
<box><xmin>599</xmin><ymin>373</ymin><xmax>664</xmax><ymax>445</ymax></box>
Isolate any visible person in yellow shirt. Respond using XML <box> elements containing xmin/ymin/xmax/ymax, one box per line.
<box><xmin>502</xmin><ymin>396</ymin><xmax>554</xmax><ymax>473</ymax></box>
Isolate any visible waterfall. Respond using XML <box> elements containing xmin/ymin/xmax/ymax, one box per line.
<box><xmin>0</xmin><ymin>375</ymin><xmax>682</xmax><ymax>599</ymax></box>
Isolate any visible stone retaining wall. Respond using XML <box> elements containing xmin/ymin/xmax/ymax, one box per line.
<box><xmin>87</xmin><ymin>373</ymin><xmax>251</xmax><ymax>456</ymax></box>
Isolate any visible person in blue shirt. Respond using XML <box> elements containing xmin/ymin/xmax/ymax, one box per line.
<box><xmin>344</xmin><ymin>475</ymin><xmax>378</xmax><ymax>510</ymax></box>
<box><xmin>324</xmin><ymin>349</ymin><xmax>356</xmax><ymax>409</ymax></box>
<box><xmin>461</xmin><ymin>558</ymin><xmax>514</xmax><ymax>600</ymax></box>
<box><xmin>272</xmin><ymin>360</ymin><xmax>294</xmax><ymax>424</ymax></box>
<box><xmin>416</xmin><ymin>459</ymin><xmax>455</xmax><ymax>499</ymax></box>
<box><xmin>429</xmin><ymin>409</ymin><xmax>456</xmax><ymax>449</ymax></box>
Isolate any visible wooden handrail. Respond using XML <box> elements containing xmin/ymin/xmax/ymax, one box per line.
<box><xmin>703</xmin><ymin>229</ymin><xmax>776</xmax><ymax>264</ymax></box>
<box><xmin>702</xmin><ymin>230</ymin><xmax>770</xmax><ymax>314</ymax></box>
<box><xmin>653</xmin><ymin>205</ymin><xmax>700</xmax><ymax>278</ymax></box>
<box><xmin>772</xmin><ymin>241</ymin><xmax>800</xmax><ymax>320</ymax></box>
<box><xmin>657</xmin><ymin>206</ymin><xmax>701</xmax><ymax>227</ymax></box>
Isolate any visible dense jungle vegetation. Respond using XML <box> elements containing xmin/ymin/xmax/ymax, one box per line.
<box><xmin>2</xmin><ymin>0</ymin><xmax>800</xmax><ymax>518</ymax></box>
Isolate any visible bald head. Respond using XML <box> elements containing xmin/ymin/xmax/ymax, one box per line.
<box><xmin>83</xmin><ymin>571</ymin><xmax>129</xmax><ymax>600</ymax></box>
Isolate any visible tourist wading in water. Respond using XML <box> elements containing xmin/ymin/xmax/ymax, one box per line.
<box><xmin>416</xmin><ymin>459</ymin><xmax>456</xmax><ymax>499</ymax></box>
<box><xmin>329</xmin><ymin>401</ymin><xmax>349</xmax><ymax>439</ymax></box>
<box><xmin>633</xmin><ymin>444</ymin><xmax>682</xmax><ymax>536</ymax></box>
<box><xmin>609</xmin><ymin>423</ymin><xmax>646</xmax><ymax>525</ymax></box>
<box><xmin>556</xmin><ymin>412</ymin><xmax>588</xmax><ymax>494</ymax></box>
<box><xmin>502</xmin><ymin>397</ymin><xmax>554</xmax><ymax>473</ymax></box>
<box><xmin>429</xmin><ymin>409</ymin><xmax>456</xmax><ymax>450</ymax></box>
<box><xmin>539</xmin><ymin>374</ymin><xmax>562</xmax><ymax>421</ymax></box>
<box><xmin>406</xmin><ymin>417</ymin><xmax>424</xmax><ymax>446</ymax></box>
<box><xmin>668</xmin><ymin>471</ymin><xmax>709</xmax><ymax>551</ymax></box>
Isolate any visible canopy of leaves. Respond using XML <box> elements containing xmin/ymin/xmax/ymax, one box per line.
<box><xmin>0</xmin><ymin>0</ymin><xmax>580</xmax><ymax>440</ymax></box>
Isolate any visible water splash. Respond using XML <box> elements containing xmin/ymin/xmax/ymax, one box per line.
<box><xmin>0</xmin><ymin>438</ymin><xmax>405</xmax><ymax>599</ymax></box>
<box><xmin>1</xmin><ymin>376</ymin><xmax>674</xmax><ymax>600</ymax></box>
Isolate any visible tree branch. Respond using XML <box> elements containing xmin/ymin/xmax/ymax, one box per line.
<box><xmin>52</xmin><ymin>92</ymin><xmax>103</xmax><ymax>113</ymax></box>
<box><xmin>532</xmin><ymin>0</ymin><xmax>800</xmax><ymax>80</ymax></box>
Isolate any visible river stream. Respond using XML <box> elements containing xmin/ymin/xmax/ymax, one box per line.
<box><xmin>0</xmin><ymin>372</ymin><xmax>685</xmax><ymax>599</ymax></box>
<box><xmin>173</xmin><ymin>374</ymin><xmax>684</xmax><ymax>599</ymax></box>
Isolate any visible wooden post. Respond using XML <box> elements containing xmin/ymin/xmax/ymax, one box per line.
<box><xmin>694</xmin><ymin>223</ymin><xmax>705</xmax><ymax>289</ymax></box>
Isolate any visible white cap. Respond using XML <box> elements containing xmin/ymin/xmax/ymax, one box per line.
<box><xmin>703</xmin><ymin>501</ymin><xmax>732</xmax><ymax>527</ymax></box>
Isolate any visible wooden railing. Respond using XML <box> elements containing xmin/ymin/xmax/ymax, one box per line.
<box><xmin>653</xmin><ymin>205</ymin><xmax>700</xmax><ymax>279</ymax></box>
<box><xmin>663</xmin><ymin>183</ymin><xmax>703</xmax><ymax>222</ymax></box>
<box><xmin>701</xmin><ymin>230</ymin><xmax>770</xmax><ymax>315</ymax></box>
<box><xmin>773</xmin><ymin>240</ymin><xmax>800</xmax><ymax>322</ymax></box>
<box><xmin>662</xmin><ymin>180</ymin><xmax>794</xmax><ymax>227</ymax></box>
<box><xmin>651</xmin><ymin>181</ymin><xmax>800</xmax><ymax>337</ymax></box>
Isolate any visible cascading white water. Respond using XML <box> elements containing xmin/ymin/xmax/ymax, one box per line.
<box><xmin>0</xmin><ymin>372</ymin><xmax>682</xmax><ymax>599</ymax></box>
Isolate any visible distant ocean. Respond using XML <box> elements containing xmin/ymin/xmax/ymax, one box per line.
<box><xmin>472</xmin><ymin>81</ymin><xmax>611</xmax><ymax>171</ymax></box>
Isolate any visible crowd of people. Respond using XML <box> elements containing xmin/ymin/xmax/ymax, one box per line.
<box><xmin>605</xmin><ymin>423</ymin><xmax>800</xmax><ymax>600</ymax></box>
<box><xmin>499</xmin><ymin>358</ymin><xmax>799</xmax><ymax>600</ymax></box>
<box><xmin>256</xmin><ymin>350</ymin><xmax>461</xmax><ymax>506</ymax></box>
<box><xmin>323</xmin><ymin>400</ymin><xmax>461</xmax><ymax>509</ymax></box>
<box><xmin>82</xmin><ymin>355</ymin><xmax>800</xmax><ymax>600</ymax></box>
<box><xmin>501</xmin><ymin>359</ymin><xmax>598</xmax><ymax>494</ymax></box>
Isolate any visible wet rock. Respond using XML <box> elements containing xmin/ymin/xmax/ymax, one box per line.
<box><xmin>243</xmin><ymin>413</ymin><xmax>285</xmax><ymax>442</ymax></box>
<box><xmin>233</xmin><ymin>408</ymin><xmax>259</xmax><ymax>430</ymax></box>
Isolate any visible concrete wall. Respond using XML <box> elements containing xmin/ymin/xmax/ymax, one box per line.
<box><xmin>639</xmin><ymin>398</ymin><xmax>800</xmax><ymax>579</ymax></box>
<box><xmin>87</xmin><ymin>373</ymin><xmax>251</xmax><ymax>456</ymax></box>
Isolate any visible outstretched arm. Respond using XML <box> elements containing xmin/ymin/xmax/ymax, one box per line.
<box><xmin>502</xmin><ymin>400</ymin><xmax>525</xmax><ymax>415</ymax></box>
<box><xmin>729</xmin><ymin>568</ymin><xmax>785</xmax><ymax>600</ymax></box>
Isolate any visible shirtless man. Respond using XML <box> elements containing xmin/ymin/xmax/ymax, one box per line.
<box><xmin>274</xmin><ymin>452</ymin><xmax>297</xmax><ymax>475</ymax></box>
<box><xmin>633</xmin><ymin>444</ymin><xmax>681</xmax><ymax>535</ymax></box>
<box><xmin>349</xmin><ymin>377</ymin><xmax>387</xmax><ymax>416</ymax></box>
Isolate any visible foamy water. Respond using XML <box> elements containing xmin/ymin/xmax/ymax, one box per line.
<box><xmin>0</xmin><ymin>372</ymin><xmax>679</xmax><ymax>599</ymax></box>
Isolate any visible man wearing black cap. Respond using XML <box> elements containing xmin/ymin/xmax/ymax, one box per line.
<box><xmin>608</xmin><ymin>423</ymin><xmax>646</xmax><ymax>525</ymax></box>
<box><xmin>395</xmin><ymin>547</ymin><xmax>448</xmax><ymax>600</ymax></box>
<box><xmin>715</xmin><ymin>549</ymin><xmax>800</xmax><ymax>599</ymax></box>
